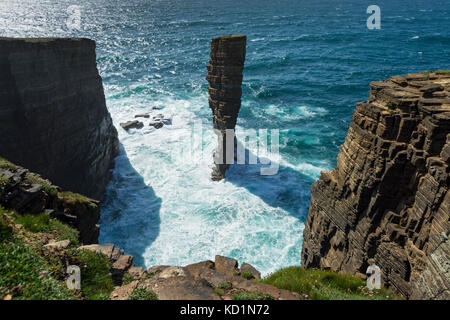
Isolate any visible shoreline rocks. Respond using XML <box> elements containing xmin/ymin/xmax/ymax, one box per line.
<box><xmin>105</xmin><ymin>251</ymin><xmax>301</xmax><ymax>300</ymax></box>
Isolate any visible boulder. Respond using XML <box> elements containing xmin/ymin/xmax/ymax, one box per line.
<box><xmin>240</xmin><ymin>262</ymin><xmax>261</xmax><ymax>279</ymax></box>
<box><xmin>135</xmin><ymin>113</ymin><xmax>150</xmax><ymax>118</ymax></box>
<box><xmin>120</xmin><ymin>120</ymin><xmax>144</xmax><ymax>131</ymax></box>
<box><xmin>43</xmin><ymin>240</ymin><xmax>71</xmax><ymax>250</ymax></box>
<box><xmin>127</xmin><ymin>266</ymin><xmax>147</xmax><ymax>279</ymax></box>
<box><xmin>149</xmin><ymin>121</ymin><xmax>164</xmax><ymax>129</ymax></box>
<box><xmin>215</xmin><ymin>255</ymin><xmax>239</xmax><ymax>276</ymax></box>
<box><xmin>110</xmin><ymin>280</ymin><xmax>139</xmax><ymax>300</ymax></box>
<box><xmin>78</xmin><ymin>243</ymin><xmax>115</xmax><ymax>259</ymax></box>
<box><xmin>144</xmin><ymin>277</ymin><xmax>220</xmax><ymax>300</ymax></box>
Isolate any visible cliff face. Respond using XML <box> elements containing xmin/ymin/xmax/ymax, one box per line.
<box><xmin>0</xmin><ymin>38</ymin><xmax>119</xmax><ymax>200</ymax></box>
<box><xmin>206</xmin><ymin>35</ymin><xmax>246</xmax><ymax>180</ymax></box>
<box><xmin>301</xmin><ymin>71</ymin><xmax>450</xmax><ymax>299</ymax></box>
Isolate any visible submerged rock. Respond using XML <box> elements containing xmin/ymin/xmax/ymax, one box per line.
<box><xmin>135</xmin><ymin>113</ymin><xmax>150</xmax><ymax>118</ymax></box>
<box><xmin>120</xmin><ymin>120</ymin><xmax>144</xmax><ymax>130</ymax></box>
<box><xmin>149</xmin><ymin>121</ymin><xmax>164</xmax><ymax>129</ymax></box>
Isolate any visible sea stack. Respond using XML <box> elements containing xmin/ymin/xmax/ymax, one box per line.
<box><xmin>206</xmin><ymin>35</ymin><xmax>246</xmax><ymax>181</ymax></box>
<box><xmin>301</xmin><ymin>71</ymin><xmax>450</xmax><ymax>299</ymax></box>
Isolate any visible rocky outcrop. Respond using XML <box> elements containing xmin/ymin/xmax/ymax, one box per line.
<box><xmin>106</xmin><ymin>253</ymin><xmax>302</xmax><ymax>300</ymax></box>
<box><xmin>0</xmin><ymin>157</ymin><xmax>100</xmax><ymax>244</ymax></box>
<box><xmin>0</xmin><ymin>38</ymin><xmax>119</xmax><ymax>200</ymax></box>
<box><xmin>206</xmin><ymin>35</ymin><xmax>246</xmax><ymax>180</ymax></box>
<box><xmin>301</xmin><ymin>71</ymin><xmax>450</xmax><ymax>299</ymax></box>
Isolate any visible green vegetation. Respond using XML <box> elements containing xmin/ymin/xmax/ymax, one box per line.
<box><xmin>261</xmin><ymin>266</ymin><xmax>401</xmax><ymax>300</ymax></box>
<box><xmin>74</xmin><ymin>249</ymin><xmax>114</xmax><ymax>300</ymax></box>
<box><xmin>436</xmin><ymin>69</ymin><xmax>450</xmax><ymax>75</ymax></box>
<box><xmin>0</xmin><ymin>214</ymin><xmax>12</xmax><ymax>241</ymax></box>
<box><xmin>241</xmin><ymin>271</ymin><xmax>253</xmax><ymax>280</ymax></box>
<box><xmin>6</xmin><ymin>210</ymin><xmax>78</xmax><ymax>245</ymax></box>
<box><xmin>24</xmin><ymin>173</ymin><xmax>58</xmax><ymax>197</ymax></box>
<box><xmin>0</xmin><ymin>157</ymin><xmax>17</xmax><ymax>170</ymax></box>
<box><xmin>214</xmin><ymin>287</ymin><xmax>224</xmax><ymax>296</ymax></box>
<box><xmin>421</xmin><ymin>70</ymin><xmax>432</xmax><ymax>79</ymax></box>
<box><xmin>0</xmin><ymin>204</ymin><xmax>113</xmax><ymax>300</ymax></box>
<box><xmin>387</xmin><ymin>101</ymin><xmax>397</xmax><ymax>109</ymax></box>
<box><xmin>218</xmin><ymin>281</ymin><xmax>233</xmax><ymax>290</ymax></box>
<box><xmin>128</xmin><ymin>287</ymin><xmax>158</xmax><ymax>300</ymax></box>
<box><xmin>122</xmin><ymin>273</ymin><xmax>135</xmax><ymax>285</ymax></box>
<box><xmin>59</xmin><ymin>191</ymin><xmax>97</xmax><ymax>210</ymax></box>
<box><xmin>0</xmin><ymin>237</ymin><xmax>78</xmax><ymax>300</ymax></box>
<box><xmin>232</xmin><ymin>292</ymin><xmax>274</xmax><ymax>300</ymax></box>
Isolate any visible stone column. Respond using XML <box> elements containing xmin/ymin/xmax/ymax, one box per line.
<box><xmin>206</xmin><ymin>35</ymin><xmax>246</xmax><ymax>181</ymax></box>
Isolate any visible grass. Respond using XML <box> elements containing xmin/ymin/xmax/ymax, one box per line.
<box><xmin>0</xmin><ymin>157</ymin><xmax>17</xmax><ymax>170</ymax></box>
<box><xmin>24</xmin><ymin>173</ymin><xmax>58</xmax><ymax>197</ymax></box>
<box><xmin>122</xmin><ymin>273</ymin><xmax>135</xmax><ymax>285</ymax></box>
<box><xmin>59</xmin><ymin>191</ymin><xmax>97</xmax><ymax>210</ymax></box>
<box><xmin>218</xmin><ymin>281</ymin><xmax>233</xmax><ymax>289</ymax></box>
<box><xmin>214</xmin><ymin>288</ymin><xmax>224</xmax><ymax>296</ymax></box>
<box><xmin>74</xmin><ymin>249</ymin><xmax>114</xmax><ymax>300</ymax></box>
<box><xmin>232</xmin><ymin>292</ymin><xmax>275</xmax><ymax>300</ymax></box>
<box><xmin>0</xmin><ymin>237</ymin><xmax>78</xmax><ymax>300</ymax></box>
<box><xmin>261</xmin><ymin>267</ymin><xmax>401</xmax><ymax>300</ymax></box>
<box><xmin>0</xmin><ymin>214</ymin><xmax>13</xmax><ymax>242</ymax></box>
<box><xmin>241</xmin><ymin>272</ymin><xmax>253</xmax><ymax>280</ymax></box>
<box><xmin>128</xmin><ymin>287</ymin><xmax>158</xmax><ymax>300</ymax></box>
<box><xmin>6</xmin><ymin>210</ymin><xmax>79</xmax><ymax>245</ymax></box>
<box><xmin>436</xmin><ymin>69</ymin><xmax>450</xmax><ymax>75</ymax></box>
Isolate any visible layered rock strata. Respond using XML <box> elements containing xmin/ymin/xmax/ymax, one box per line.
<box><xmin>301</xmin><ymin>71</ymin><xmax>450</xmax><ymax>299</ymax></box>
<box><xmin>0</xmin><ymin>38</ymin><xmax>119</xmax><ymax>199</ymax></box>
<box><xmin>206</xmin><ymin>35</ymin><xmax>246</xmax><ymax>180</ymax></box>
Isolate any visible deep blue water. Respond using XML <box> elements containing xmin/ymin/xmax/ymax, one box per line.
<box><xmin>1</xmin><ymin>0</ymin><xmax>449</xmax><ymax>274</ymax></box>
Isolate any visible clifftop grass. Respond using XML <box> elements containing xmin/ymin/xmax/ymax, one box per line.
<box><xmin>0</xmin><ymin>206</ymin><xmax>112</xmax><ymax>300</ymax></box>
<box><xmin>261</xmin><ymin>266</ymin><xmax>402</xmax><ymax>300</ymax></box>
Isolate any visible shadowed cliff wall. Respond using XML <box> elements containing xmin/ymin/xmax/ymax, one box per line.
<box><xmin>0</xmin><ymin>38</ymin><xmax>119</xmax><ymax>200</ymax></box>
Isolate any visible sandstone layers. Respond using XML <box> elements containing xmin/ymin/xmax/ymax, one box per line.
<box><xmin>301</xmin><ymin>71</ymin><xmax>450</xmax><ymax>299</ymax></box>
<box><xmin>206</xmin><ymin>35</ymin><xmax>246</xmax><ymax>180</ymax></box>
<box><xmin>0</xmin><ymin>38</ymin><xmax>119</xmax><ymax>200</ymax></box>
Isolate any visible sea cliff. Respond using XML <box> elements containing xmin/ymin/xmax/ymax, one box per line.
<box><xmin>301</xmin><ymin>71</ymin><xmax>450</xmax><ymax>299</ymax></box>
<box><xmin>0</xmin><ymin>38</ymin><xmax>119</xmax><ymax>200</ymax></box>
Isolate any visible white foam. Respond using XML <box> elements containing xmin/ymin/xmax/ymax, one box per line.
<box><xmin>100</xmin><ymin>89</ymin><xmax>307</xmax><ymax>275</ymax></box>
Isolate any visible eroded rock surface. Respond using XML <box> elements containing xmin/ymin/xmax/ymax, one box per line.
<box><xmin>0</xmin><ymin>38</ymin><xmax>119</xmax><ymax>200</ymax></box>
<box><xmin>206</xmin><ymin>35</ymin><xmax>246</xmax><ymax>180</ymax></box>
<box><xmin>108</xmin><ymin>253</ymin><xmax>301</xmax><ymax>300</ymax></box>
<box><xmin>301</xmin><ymin>71</ymin><xmax>450</xmax><ymax>299</ymax></box>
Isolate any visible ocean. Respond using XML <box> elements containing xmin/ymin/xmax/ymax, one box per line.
<box><xmin>1</xmin><ymin>0</ymin><xmax>449</xmax><ymax>275</ymax></box>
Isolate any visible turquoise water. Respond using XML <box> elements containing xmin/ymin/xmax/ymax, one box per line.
<box><xmin>1</xmin><ymin>0</ymin><xmax>449</xmax><ymax>274</ymax></box>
